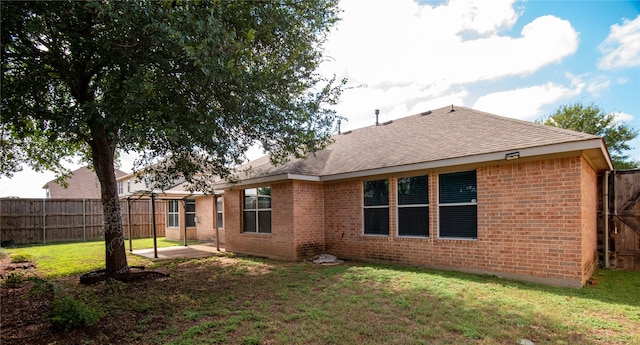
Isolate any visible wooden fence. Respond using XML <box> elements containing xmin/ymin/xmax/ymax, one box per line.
<box><xmin>602</xmin><ymin>170</ymin><xmax>640</xmax><ymax>271</ymax></box>
<box><xmin>0</xmin><ymin>198</ymin><xmax>165</xmax><ymax>245</ymax></box>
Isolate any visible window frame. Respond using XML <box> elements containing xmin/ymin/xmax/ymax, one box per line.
<box><xmin>397</xmin><ymin>175</ymin><xmax>429</xmax><ymax>238</ymax></box>
<box><xmin>117</xmin><ymin>181</ymin><xmax>123</xmax><ymax>194</ymax></box>
<box><xmin>438</xmin><ymin>170</ymin><xmax>478</xmax><ymax>240</ymax></box>
<box><xmin>167</xmin><ymin>200</ymin><xmax>179</xmax><ymax>228</ymax></box>
<box><xmin>216</xmin><ymin>198</ymin><xmax>223</xmax><ymax>229</ymax></box>
<box><xmin>185</xmin><ymin>199</ymin><xmax>196</xmax><ymax>228</ymax></box>
<box><xmin>363</xmin><ymin>179</ymin><xmax>390</xmax><ymax>236</ymax></box>
<box><xmin>242</xmin><ymin>187</ymin><xmax>272</xmax><ymax>234</ymax></box>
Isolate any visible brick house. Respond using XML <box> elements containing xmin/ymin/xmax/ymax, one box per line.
<box><xmin>44</xmin><ymin>166</ymin><xmax>127</xmax><ymax>199</ymax></box>
<box><xmin>117</xmin><ymin>175</ymin><xmax>225</xmax><ymax>246</ymax></box>
<box><xmin>158</xmin><ymin>184</ymin><xmax>224</xmax><ymax>245</ymax></box>
<box><xmin>218</xmin><ymin>105</ymin><xmax>612</xmax><ymax>287</ymax></box>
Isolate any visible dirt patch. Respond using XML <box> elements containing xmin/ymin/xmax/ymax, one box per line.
<box><xmin>79</xmin><ymin>267</ymin><xmax>170</xmax><ymax>285</ymax></box>
<box><xmin>1</xmin><ymin>257</ymin><xmax>52</xmax><ymax>345</ymax></box>
<box><xmin>0</xmin><ymin>256</ymin><xmax>38</xmax><ymax>280</ymax></box>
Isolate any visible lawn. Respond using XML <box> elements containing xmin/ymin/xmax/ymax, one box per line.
<box><xmin>1</xmin><ymin>241</ymin><xmax>639</xmax><ymax>345</ymax></box>
<box><xmin>2</xmin><ymin>238</ymin><xmax>196</xmax><ymax>278</ymax></box>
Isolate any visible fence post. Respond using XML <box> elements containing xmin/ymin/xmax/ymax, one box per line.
<box><xmin>42</xmin><ymin>198</ymin><xmax>46</xmax><ymax>244</ymax></box>
<box><xmin>127</xmin><ymin>197</ymin><xmax>132</xmax><ymax>251</ymax></box>
<box><xmin>83</xmin><ymin>198</ymin><xmax>86</xmax><ymax>242</ymax></box>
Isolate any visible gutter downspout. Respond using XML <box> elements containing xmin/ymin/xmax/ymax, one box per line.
<box><xmin>151</xmin><ymin>193</ymin><xmax>158</xmax><ymax>259</ymax></box>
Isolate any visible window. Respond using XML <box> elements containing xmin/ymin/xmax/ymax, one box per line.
<box><xmin>363</xmin><ymin>179</ymin><xmax>389</xmax><ymax>235</ymax></box>
<box><xmin>439</xmin><ymin>170</ymin><xmax>477</xmax><ymax>239</ymax></box>
<box><xmin>397</xmin><ymin>175</ymin><xmax>429</xmax><ymax>237</ymax></box>
<box><xmin>168</xmin><ymin>200</ymin><xmax>179</xmax><ymax>228</ymax></box>
<box><xmin>127</xmin><ymin>180</ymin><xmax>131</xmax><ymax>193</ymax></box>
<box><xmin>117</xmin><ymin>181</ymin><xmax>123</xmax><ymax>194</ymax></box>
<box><xmin>217</xmin><ymin>198</ymin><xmax>223</xmax><ymax>228</ymax></box>
<box><xmin>243</xmin><ymin>187</ymin><xmax>271</xmax><ymax>233</ymax></box>
<box><xmin>185</xmin><ymin>199</ymin><xmax>196</xmax><ymax>227</ymax></box>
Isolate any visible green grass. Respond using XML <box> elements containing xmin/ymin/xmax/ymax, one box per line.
<box><xmin>5</xmin><ymin>238</ymin><xmax>191</xmax><ymax>278</ymax></box>
<box><xmin>3</xmin><ymin>242</ymin><xmax>640</xmax><ymax>344</ymax></box>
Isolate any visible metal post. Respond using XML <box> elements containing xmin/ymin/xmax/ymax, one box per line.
<box><xmin>183</xmin><ymin>199</ymin><xmax>187</xmax><ymax>247</ymax></box>
<box><xmin>151</xmin><ymin>193</ymin><xmax>158</xmax><ymax>258</ymax></box>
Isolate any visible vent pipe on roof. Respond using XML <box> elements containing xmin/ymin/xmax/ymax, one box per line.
<box><xmin>450</xmin><ymin>104</ymin><xmax>455</xmax><ymax>112</ymax></box>
<box><xmin>337</xmin><ymin>119</ymin><xmax>341</xmax><ymax>134</ymax></box>
<box><xmin>375</xmin><ymin>109</ymin><xmax>380</xmax><ymax>126</ymax></box>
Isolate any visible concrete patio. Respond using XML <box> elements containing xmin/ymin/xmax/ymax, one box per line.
<box><xmin>131</xmin><ymin>243</ymin><xmax>224</xmax><ymax>259</ymax></box>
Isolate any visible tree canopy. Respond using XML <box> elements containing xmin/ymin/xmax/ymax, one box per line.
<box><xmin>1</xmin><ymin>0</ymin><xmax>343</xmax><ymax>277</ymax></box>
<box><xmin>539</xmin><ymin>102</ymin><xmax>639</xmax><ymax>170</ymax></box>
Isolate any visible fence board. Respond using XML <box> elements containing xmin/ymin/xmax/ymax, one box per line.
<box><xmin>0</xmin><ymin>198</ymin><xmax>165</xmax><ymax>245</ymax></box>
<box><xmin>602</xmin><ymin>171</ymin><xmax>640</xmax><ymax>271</ymax></box>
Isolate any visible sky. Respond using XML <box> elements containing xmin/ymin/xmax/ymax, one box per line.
<box><xmin>1</xmin><ymin>0</ymin><xmax>639</xmax><ymax>198</ymax></box>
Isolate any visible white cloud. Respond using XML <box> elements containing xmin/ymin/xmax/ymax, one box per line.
<box><xmin>320</xmin><ymin>0</ymin><xmax>583</xmax><ymax>131</ymax></box>
<box><xmin>613</xmin><ymin>111</ymin><xmax>634</xmax><ymax>123</ymax></box>
<box><xmin>322</xmin><ymin>0</ymin><xmax>578</xmax><ymax>88</ymax></box>
<box><xmin>586</xmin><ymin>78</ymin><xmax>610</xmax><ymax>96</ymax></box>
<box><xmin>472</xmin><ymin>77</ymin><xmax>584</xmax><ymax>120</ymax></box>
<box><xmin>598</xmin><ymin>14</ymin><xmax>640</xmax><ymax>69</ymax></box>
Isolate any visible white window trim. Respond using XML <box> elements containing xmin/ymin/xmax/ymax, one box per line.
<box><xmin>216</xmin><ymin>199</ymin><xmax>224</xmax><ymax>229</ymax></box>
<box><xmin>396</xmin><ymin>176</ymin><xmax>429</xmax><ymax>238</ymax></box>
<box><xmin>243</xmin><ymin>187</ymin><xmax>272</xmax><ymax>234</ymax></box>
<box><xmin>185</xmin><ymin>199</ymin><xmax>196</xmax><ymax>228</ymax></box>
<box><xmin>437</xmin><ymin>170</ymin><xmax>478</xmax><ymax>241</ymax></box>
<box><xmin>167</xmin><ymin>200</ymin><xmax>179</xmax><ymax>228</ymax></box>
<box><xmin>362</xmin><ymin>179</ymin><xmax>389</xmax><ymax>236</ymax></box>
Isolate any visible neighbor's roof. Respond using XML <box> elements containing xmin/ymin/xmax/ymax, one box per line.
<box><xmin>225</xmin><ymin>105</ymin><xmax>612</xmax><ymax>186</ymax></box>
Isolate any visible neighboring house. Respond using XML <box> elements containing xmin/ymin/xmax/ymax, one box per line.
<box><xmin>116</xmin><ymin>171</ymin><xmax>150</xmax><ymax>196</ymax></box>
<box><xmin>43</xmin><ymin>167</ymin><xmax>127</xmax><ymax>199</ymax></box>
<box><xmin>217</xmin><ymin>105</ymin><xmax>612</xmax><ymax>288</ymax></box>
<box><xmin>117</xmin><ymin>174</ymin><xmax>224</xmax><ymax>245</ymax></box>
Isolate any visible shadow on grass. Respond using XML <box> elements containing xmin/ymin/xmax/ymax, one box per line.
<box><xmin>158</xmin><ymin>255</ymin><xmax>634</xmax><ymax>344</ymax></box>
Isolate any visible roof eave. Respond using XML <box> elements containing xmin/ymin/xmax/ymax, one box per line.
<box><xmin>218</xmin><ymin>138</ymin><xmax>612</xmax><ymax>188</ymax></box>
<box><xmin>321</xmin><ymin>138</ymin><xmax>612</xmax><ymax>181</ymax></box>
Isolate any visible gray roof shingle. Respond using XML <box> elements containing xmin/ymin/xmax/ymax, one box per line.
<box><xmin>237</xmin><ymin>105</ymin><xmax>608</xmax><ymax>182</ymax></box>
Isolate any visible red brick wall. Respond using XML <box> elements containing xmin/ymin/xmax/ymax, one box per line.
<box><xmin>292</xmin><ymin>181</ymin><xmax>325</xmax><ymax>258</ymax></box>
<box><xmin>192</xmin><ymin>197</ymin><xmax>225</xmax><ymax>245</ymax></box>
<box><xmin>223</xmin><ymin>156</ymin><xmax>599</xmax><ymax>287</ymax></box>
<box><xmin>224</xmin><ymin>182</ymin><xmax>296</xmax><ymax>260</ymax></box>
<box><xmin>323</xmin><ymin>156</ymin><xmax>597</xmax><ymax>287</ymax></box>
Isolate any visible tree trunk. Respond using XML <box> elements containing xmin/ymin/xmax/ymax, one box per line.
<box><xmin>91</xmin><ymin>133</ymin><xmax>129</xmax><ymax>275</ymax></box>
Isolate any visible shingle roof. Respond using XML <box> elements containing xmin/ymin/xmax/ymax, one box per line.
<box><xmin>236</xmin><ymin>105</ymin><xmax>611</xmax><ymax>183</ymax></box>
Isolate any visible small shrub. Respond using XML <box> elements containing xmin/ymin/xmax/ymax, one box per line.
<box><xmin>10</xmin><ymin>252</ymin><xmax>33</xmax><ymax>263</ymax></box>
<box><xmin>48</xmin><ymin>295</ymin><xmax>103</xmax><ymax>331</ymax></box>
<box><xmin>27</xmin><ymin>276</ymin><xmax>55</xmax><ymax>296</ymax></box>
<box><xmin>4</xmin><ymin>272</ymin><xmax>25</xmax><ymax>288</ymax></box>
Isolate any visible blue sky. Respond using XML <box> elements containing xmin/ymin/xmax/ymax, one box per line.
<box><xmin>1</xmin><ymin>0</ymin><xmax>639</xmax><ymax>198</ymax></box>
<box><xmin>320</xmin><ymin>0</ymin><xmax>639</xmax><ymax>127</ymax></box>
